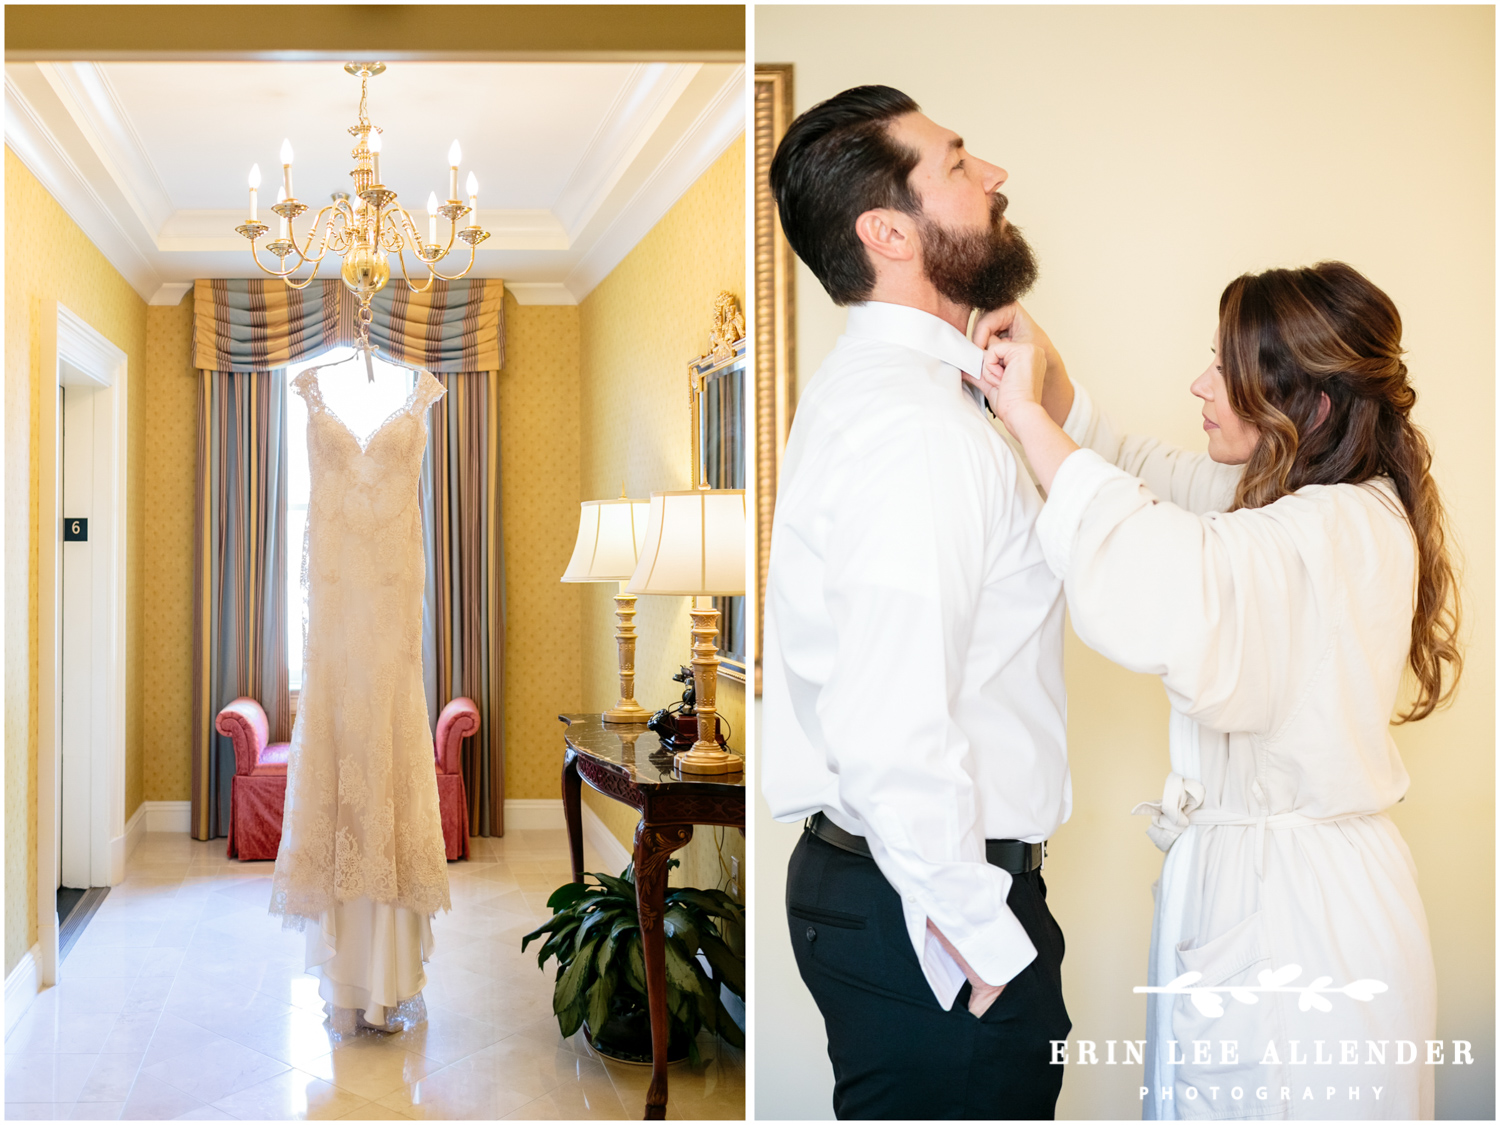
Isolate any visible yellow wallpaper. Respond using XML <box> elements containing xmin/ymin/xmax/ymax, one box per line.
<box><xmin>141</xmin><ymin>296</ymin><xmax>198</xmax><ymax>801</ymax></box>
<box><xmin>577</xmin><ymin>137</ymin><xmax>747</xmax><ymax>896</ymax></box>
<box><xmin>499</xmin><ymin>294</ymin><xmax>585</xmax><ymax>799</ymax></box>
<box><xmin>4</xmin><ymin>146</ymin><xmax>149</xmax><ymax>978</ymax></box>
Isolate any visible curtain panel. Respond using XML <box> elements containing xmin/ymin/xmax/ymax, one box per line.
<box><xmin>193</xmin><ymin>279</ymin><xmax>504</xmax><ymax>373</ymax></box>
<box><xmin>191</xmin><ymin>276</ymin><xmax>506</xmax><ymax>841</ymax></box>
<box><xmin>421</xmin><ymin>372</ymin><xmax>506</xmax><ymax>837</ymax></box>
<box><xmin>191</xmin><ymin>370</ymin><xmax>290</xmax><ymax>840</ymax></box>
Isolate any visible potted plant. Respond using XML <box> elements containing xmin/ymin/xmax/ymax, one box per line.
<box><xmin>521</xmin><ymin>861</ymin><xmax>745</xmax><ymax>1066</ymax></box>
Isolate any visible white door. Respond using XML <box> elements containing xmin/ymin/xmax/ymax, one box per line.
<box><xmin>60</xmin><ymin>383</ymin><xmax>97</xmax><ymax>889</ymax></box>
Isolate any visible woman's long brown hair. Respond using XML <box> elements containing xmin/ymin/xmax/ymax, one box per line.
<box><xmin>1218</xmin><ymin>261</ymin><xmax>1462</xmax><ymax>722</ymax></box>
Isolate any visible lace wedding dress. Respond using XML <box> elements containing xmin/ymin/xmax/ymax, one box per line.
<box><xmin>270</xmin><ymin>362</ymin><xmax>452</xmax><ymax>1032</ymax></box>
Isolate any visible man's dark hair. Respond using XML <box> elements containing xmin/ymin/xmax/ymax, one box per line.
<box><xmin>769</xmin><ymin>85</ymin><xmax>923</xmax><ymax>306</ymax></box>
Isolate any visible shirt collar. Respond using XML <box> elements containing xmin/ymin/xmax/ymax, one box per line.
<box><xmin>844</xmin><ymin>301</ymin><xmax>986</xmax><ymax>378</ymax></box>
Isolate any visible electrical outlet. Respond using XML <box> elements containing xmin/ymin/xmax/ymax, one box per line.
<box><xmin>731</xmin><ymin>857</ymin><xmax>739</xmax><ymax>880</ymax></box>
<box><xmin>730</xmin><ymin>879</ymin><xmax>739</xmax><ymax>899</ymax></box>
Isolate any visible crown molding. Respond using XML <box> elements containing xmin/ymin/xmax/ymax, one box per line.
<box><xmin>506</xmin><ymin>282</ymin><xmax>577</xmax><ymax>306</ymax></box>
<box><xmin>564</xmin><ymin>65</ymin><xmax>744</xmax><ymax>302</ymax></box>
<box><xmin>551</xmin><ymin>62</ymin><xmax>699</xmax><ymax>241</ymax></box>
<box><xmin>5</xmin><ymin>66</ymin><xmax>162</xmax><ymax>299</ymax></box>
<box><xmin>35</xmin><ymin>62</ymin><xmax>175</xmax><ymax>235</ymax></box>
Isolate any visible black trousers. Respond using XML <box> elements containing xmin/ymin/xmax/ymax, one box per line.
<box><xmin>787</xmin><ymin>828</ymin><xmax>1071</xmax><ymax>1120</ymax></box>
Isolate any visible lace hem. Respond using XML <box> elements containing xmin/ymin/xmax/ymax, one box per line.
<box><xmin>325</xmin><ymin>993</ymin><xmax>428</xmax><ymax>1035</ymax></box>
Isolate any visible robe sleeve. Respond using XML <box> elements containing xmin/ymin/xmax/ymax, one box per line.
<box><xmin>1035</xmin><ymin>448</ymin><xmax>1318</xmax><ymax>734</ymax></box>
<box><xmin>1061</xmin><ymin>383</ymin><xmax>1241</xmax><ymax>515</ymax></box>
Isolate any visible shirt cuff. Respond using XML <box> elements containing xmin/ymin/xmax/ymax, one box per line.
<box><xmin>1035</xmin><ymin>447</ymin><xmax>1125</xmax><ymax>577</ymax></box>
<box><xmin>901</xmin><ymin>894</ymin><xmax>1039</xmax><ymax>1010</ymax></box>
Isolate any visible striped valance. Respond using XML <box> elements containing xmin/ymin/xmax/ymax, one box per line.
<box><xmin>193</xmin><ymin>278</ymin><xmax>505</xmax><ymax>373</ymax></box>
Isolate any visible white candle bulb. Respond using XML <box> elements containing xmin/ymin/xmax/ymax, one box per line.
<box><xmin>426</xmin><ymin>191</ymin><xmax>439</xmax><ymax>244</ymax></box>
<box><xmin>369</xmin><ymin>130</ymin><xmax>382</xmax><ymax>184</ymax></box>
<box><xmin>466</xmin><ymin>171</ymin><xmax>479</xmax><ymax>229</ymax></box>
<box><xmin>279</xmin><ymin>138</ymin><xmax>293</xmax><ymax>198</ymax></box>
<box><xmin>248</xmin><ymin>163</ymin><xmax>260</xmax><ymax>222</ymax></box>
<box><xmin>448</xmin><ymin>140</ymin><xmax>461</xmax><ymax>199</ymax></box>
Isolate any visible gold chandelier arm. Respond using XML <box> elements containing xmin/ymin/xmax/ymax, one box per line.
<box><xmin>247</xmin><ymin>239</ymin><xmax>308</xmax><ymax>281</ymax></box>
<box><xmin>286</xmin><ymin>203</ymin><xmax>342</xmax><ymax>268</ymax></box>
<box><xmin>391</xmin><ymin>245</ymin><xmax>439</xmax><ymax>294</ymax></box>
<box><xmin>421</xmin><ymin>239</ymin><xmax>480</xmax><ymax>283</ymax></box>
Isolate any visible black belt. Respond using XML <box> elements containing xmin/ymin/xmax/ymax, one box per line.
<box><xmin>807</xmin><ymin>811</ymin><xmax>1044</xmax><ymax>875</ymax></box>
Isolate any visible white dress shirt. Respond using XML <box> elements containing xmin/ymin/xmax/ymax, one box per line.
<box><xmin>761</xmin><ymin>302</ymin><xmax>1071</xmax><ymax>1009</ymax></box>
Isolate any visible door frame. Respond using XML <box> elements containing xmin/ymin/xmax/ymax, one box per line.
<box><xmin>36</xmin><ymin>301</ymin><xmax>128</xmax><ymax>986</ymax></box>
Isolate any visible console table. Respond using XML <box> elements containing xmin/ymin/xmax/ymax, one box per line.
<box><xmin>558</xmin><ymin>714</ymin><xmax>745</xmax><ymax>1120</ymax></box>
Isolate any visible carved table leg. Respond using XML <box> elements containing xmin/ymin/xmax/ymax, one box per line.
<box><xmin>561</xmin><ymin>748</ymin><xmax>584</xmax><ymax>884</ymax></box>
<box><xmin>635</xmin><ymin>821</ymin><xmax>694</xmax><ymax>1120</ymax></box>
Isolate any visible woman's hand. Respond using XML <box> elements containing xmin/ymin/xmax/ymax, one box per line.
<box><xmin>970</xmin><ymin>303</ymin><xmax>1075</xmax><ymax>425</ymax></box>
<box><xmin>977</xmin><ymin>337</ymin><xmax>1081</xmax><ymax>493</ymax></box>
<box><xmin>978</xmin><ymin>339</ymin><xmax>1048</xmax><ymax>433</ymax></box>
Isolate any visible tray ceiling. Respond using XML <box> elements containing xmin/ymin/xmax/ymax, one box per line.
<box><xmin>5</xmin><ymin>59</ymin><xmax>744</xmax><ymax>304</ymax></box>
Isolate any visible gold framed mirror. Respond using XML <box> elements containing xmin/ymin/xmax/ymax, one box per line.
<box><xmin>753</xmin><ymin>63</ymin><xmax>795</xmax><ymax>696</ymax></box>
<box><xmin>690</xmin><ymin>292</ymin><xmax>747</xmax><ymax>682</ymax></box>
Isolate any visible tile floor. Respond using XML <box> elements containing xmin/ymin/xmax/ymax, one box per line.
<box><xmin>5</xmin><ymin>830</ymin><xmax>744</xmax><ymax>1120</ymax></box>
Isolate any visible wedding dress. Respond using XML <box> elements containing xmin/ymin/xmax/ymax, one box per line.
<box><xmin>270</xmin><ymin>360</ymin><xmax>452</xmax><ymax>1032</ymax></box>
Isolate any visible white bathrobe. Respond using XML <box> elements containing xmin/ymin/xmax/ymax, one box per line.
<box><xmin>1036</xmin><ymin>386</ymin><xmax>1436</xmax><ymax>1121</ymax></box>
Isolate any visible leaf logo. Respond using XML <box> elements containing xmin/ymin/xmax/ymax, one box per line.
<box><xmin>1135</xmin><ymin>965</ymin><xmax>1388</xmax><ymax>1018</ymax></box>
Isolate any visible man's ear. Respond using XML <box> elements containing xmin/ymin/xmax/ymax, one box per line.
<box><xmin>855</xmin><ymin>208</ymin><xmax>916</xmax><ymax>264</ymax></box>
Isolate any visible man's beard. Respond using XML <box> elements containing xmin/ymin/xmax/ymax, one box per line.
<box><xmin>918</xmin><ymin>193</ymin><xmax>1038</xmax><ymax>310</ymax></box>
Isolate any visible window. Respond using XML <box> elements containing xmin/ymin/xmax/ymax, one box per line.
<box><xmin>286</xmin><ymin>349</ymin><xmax>418</xmax><ymax>691</ymax></box>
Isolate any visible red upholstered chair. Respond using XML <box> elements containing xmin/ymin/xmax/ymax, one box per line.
<box><xmin>216</xmin><ymin>698</ymin><xmax>290</xmax><ymax>861</ymax></box>
<box><xmin>217</xmin><ymin>695</ymin><xmax>479</xmax><ymax>862</ymax></box>
<box><xmin>435</xmin><ymin>697</ymin><xmax>479</xmax><ymax>861</ymax></box>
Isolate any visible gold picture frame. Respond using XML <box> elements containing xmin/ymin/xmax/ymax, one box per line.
<box><xmin>753</xmin><ymin>62</ymin><xmax>795</xmax><ymax>697</ymax></box>
<box><xmin>690</xmin><ymin>293</ymin><xmax>748</xmax><ymax>683</ymax></box>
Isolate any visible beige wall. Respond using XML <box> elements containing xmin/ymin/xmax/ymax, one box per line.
<box><xmin>5</xmin><ymin>146</ymin><xmax>149</xmax><ymax>978</ymax></box>
<box><xmin>755</xmin><ymin>6</ymin><xmax>1494</xmax><ymax>1120</ymax></box>
<box><xmin>578</xmin><ymin>138</ymin><xmax>747</xmax><ymax>897</ymax></box>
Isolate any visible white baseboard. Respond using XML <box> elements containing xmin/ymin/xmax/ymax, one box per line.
<box><xmin>582</xmin><ymin>803</ymin><xmax>634</xmax><ymax>874</ymax></box>
<box><xmin>140</xmin><ymin>800</ymin><xmax>191</xmax><ymax>834</ymax></box>
<box><xmin>5</xmin><ymin>944</ymin><xmax>41</xmax><ymax>1036</ymax></box>
<box><xmin>502</xmin><ymin>798</ymin><xmax>565</xmax><ymax>831</ymax></box>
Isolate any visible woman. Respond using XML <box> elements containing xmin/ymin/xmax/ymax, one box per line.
<box><xmin>972</xmin><ymin>262</ymin><xmax>1461</xmax><ymax>1120</ymax></box>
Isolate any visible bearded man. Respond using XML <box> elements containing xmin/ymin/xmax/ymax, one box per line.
<box><xmin>761</xmin><ymin>85</ymin><xmax>1073</xmax><ymax>1119</ymax></box>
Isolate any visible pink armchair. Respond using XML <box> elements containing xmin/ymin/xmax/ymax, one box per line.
<box><xmin>217</xmin><ymin>696</ymin><xmax>480</xmax><ymax>862</ymax></box>
<box><xmin>434</xmin><ymin>697</ymin><xmax>479</xmax><ymax>860</ymax></box>
<box><xmin>216</xmin><ymin>698</ymin><xmax>291</xmax><ymax>861</ymax></box>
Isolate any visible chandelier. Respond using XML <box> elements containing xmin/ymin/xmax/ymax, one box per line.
<box><xmin>235</xmin><ymin>61</ymin><xmax>490</xmax><ymax>365</ymax></box>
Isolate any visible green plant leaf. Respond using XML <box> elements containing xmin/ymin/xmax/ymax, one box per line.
<box><xmin>624</xmin><ymin>935</ymin><xmax>648</xmax><ymax>994</ymax></box>
<box><xmin>575</xmin><ymin>905</ymin><xmax>617</xmax><ymax>948</ymax></box>
<box><xmin>557</xmin><ymin>995</ymin><xmax>584</xmax><ymax>1038</ymax></box>
<box><xmin>715</xmin><ymin>997</ymin><xmax>745</xmax><ymax>1047</ymax></box>
<box><xmin>546</xmin><ymin>881</ymin><xmax>592</xmax><ymax>911</ymax></box>
<box><xmin>688</xmin><ymin>1035</ymin><xmax>702</xmax><ymax>1067</ymax></box>
<box><xmin>666</xmin><ymin>889</ymin><xmax>741</xmax><ymax>924</ymax></box>
<box><xmin>662</xmin><ymin>905</ymin><xmax>700</xmax><ymax>957</ymax></box>
<box><xmin>592</xmin><ymin>871</ymin><xmax>637</xmax><ymax>900</ymax></box>
<box><xmin>586</xmin><ymin>967</ymin><xmax>616</xmax><ymax>1035</ymax></box>
<box><xmin>698</xmin><ymin>930</ymin><xmax>745</xmax><ymax>998</ymax></box>
<box><xmin>664</xmin><ymin>936</ymin><xmax>710</xmax><ymax>998</ymax></box>
<box><xmin>554</xmin><ymin>936</ymin><xmax>599</xmax><ymax>1016</ymax></box>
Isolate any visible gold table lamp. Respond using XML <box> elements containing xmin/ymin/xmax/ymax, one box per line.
<box><xmin>561</xmin><ymin>495</ymin><xmax>652</xmax><ymax>725</ymax></box>
<box><xmin>627</xmin><ymin>488</ymin><xmax>746</xmax><ymax>775</ymax></box>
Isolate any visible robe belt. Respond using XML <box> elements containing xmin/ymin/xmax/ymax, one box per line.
<box><xmin>1132</xmin><ymin>772</ymin><xmax>1376</xmax><ymax>880</ymax></box>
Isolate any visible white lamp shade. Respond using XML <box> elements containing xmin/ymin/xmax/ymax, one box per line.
<box><xmin>626</xmin><ymin>489</ymin><xmax>746</xmax><ymax>597</ymax></box>
<box><xmin>561</xmin><ymin>498</ymin><xmax>651</xmax><ymax>582</ymax></box>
